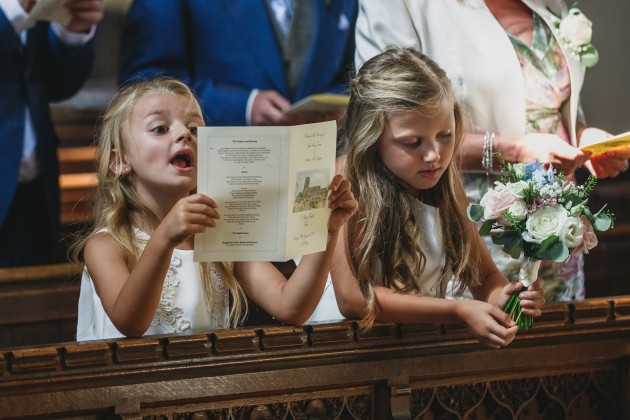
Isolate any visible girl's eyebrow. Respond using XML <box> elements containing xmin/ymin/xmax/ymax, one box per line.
<box><xmin>143</xmin><ymin>109</ymin><xmax>167</xmax><ymax>119</ymax></box>
<box><xmin>186</xmin><ymin>111</ymin><xmax>203</xmax><ymax>120</ymax></box>
<box><xmin>142</xmin><ymin>109</ymin><xmax>203</xmax><ymax>120</ymax></box>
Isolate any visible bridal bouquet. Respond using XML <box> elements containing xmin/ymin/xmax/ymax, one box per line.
<box><xmin>467</xmin><ymin>162</ymin><xmax>614</xmax><ymax>329</ymax></box>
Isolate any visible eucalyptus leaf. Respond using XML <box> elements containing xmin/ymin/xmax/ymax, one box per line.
<box><xmin>479</xmin><ymin>219</ymin><xmax>493</xmax><ymax>236</ymax></box>
<box><xmin>492</xmin><ymin>230</ymin><xmax>521</xmax><ymax>245</ymax></box>
<box><xmin>534</xmin><ymin>238</ymin><xmax>569</xmax><ymax>262</ymax></box>
<box><xmin>492</xmin><ymin>231</ymin><xmax>523</xmax><ymax>259</ymax></box>
<box><xmin>508</xmin><ymin>241</ymin><xmax>523</xmax><ymax>259</ymax></box>
<box><xmin>467</xmin><ymin>204</ymin><xmax>484</xmax><ymax>222</ymax></box>
<box><xmin>593</xmin><ymin>213</ymin><xmax>612</xmax><ymax>231</ymax></box>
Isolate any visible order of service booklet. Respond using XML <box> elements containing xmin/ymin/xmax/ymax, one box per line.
<box><xmin>27</xmin><ymin>0</ymin><xmax>71</xmax><ymax>25</ymax></box>
<box><xmin>580</xmin><ymin>131</ymin><xmax>630</xmax><ymax>155</ymax></box>
<box><xmin>194</xmin><ymin>120</ymin><xmax>336</xmax><ymax>262</ymax></box>
<box><xmin>284</xmin><ymin>93</ymin><xmax>350</xmax><ymax>116</ymax></box>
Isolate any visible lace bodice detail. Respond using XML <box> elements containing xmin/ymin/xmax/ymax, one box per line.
<box><xmin>152</xmin><ymin>254</ymin><xmax>189</xmax><ymax>333</ymax></box>
<box><xmin>151</xmin><ymin>254</ymin><xmax>228</xmax><ymax>333</ymax></box>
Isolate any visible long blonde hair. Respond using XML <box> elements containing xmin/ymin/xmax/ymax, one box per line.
<box><xmin>71</xmin><ymin>78</ymin><xmax>247</xmax><ymax>327</ymax></box>
<box><xmin>340</xmin><ymin>48</ymin><xmax>481</xmax><ymax>329</ymax></box>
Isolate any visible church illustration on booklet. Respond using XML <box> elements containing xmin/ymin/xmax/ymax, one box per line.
<box><xmin>293</xmin><ymin>172</ymin><xmax>328</xmax><ymax>213</ymax></box>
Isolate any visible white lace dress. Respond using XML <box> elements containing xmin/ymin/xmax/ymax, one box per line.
<box><xmin>76</xmin><ymin>229</ymin><xmax>229</xmax><ymax>341</ymax></box>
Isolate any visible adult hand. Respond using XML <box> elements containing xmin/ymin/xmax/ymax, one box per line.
<box><xmin>20</xmin><ymin>0</ymin><xmax>36</xmax><ymax>12</ymax></box>
<box><xmin>251</xmin><ymin>91</ymin><xmax>346</xmax><ymax>126</ymax></box>
<box><xmin>251</xmin><ymin>90</ymin><xmax>293</xmax><ymax>126</ymax></box>
<box><xmin>516</xmin><ymin>133</ymin><xmax>590</xmax><ymax>176</ymax></box>
<box><xmin>63</xmin><ymin>0</ymin><xmax>104</xmax><ymax>33</ymax></box>
<box><xmin>580</xmin><ymin>127</ymin><xmax>630</xmax><ymax>178</ymax></box>
<box><xmin>155</xmin><ymin>194</ymin><xmax>220</xmax><ymax>248</ymax></box>
<box><xmin>327</xmin><ymin>175</ymin><xmax>358</xmax><ymax>234</ymax></box>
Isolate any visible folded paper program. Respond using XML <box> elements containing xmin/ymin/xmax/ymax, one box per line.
<box><xmin>285</xmin><ymin>94</ymin><xmax>350</xmax><ymax>116</ymax></box>
<box><xmin>580</xmin><ymin>131</ymin><xmax>630</xmax><ymax>156</ymax></box>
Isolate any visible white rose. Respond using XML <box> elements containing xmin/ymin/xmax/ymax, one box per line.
<box><xmin>522</xmin><ymin>205</ymin><xmax>568</xmax><ymax>244</ymax></box>
<box><xmin>507</xmin><ymin>180</ymin><xmax>529</xmax><ymax>198</ymax></box>
<box><xmin>559</xmin><ymin>216</ymin><xmax>584</xmax><ymax>248</ymax></box>
<box><xmin>559</xmin><ymin>9</ymin><xmax>593</xmax><ymax>45</ymax></box>
<box><xmin>508</xmin><ymin>200</ymin><xmax>528</xmax><ymax>220</ymax></box>
<box><xmin>492</xmin><ymin>181</ymin><xmax>506</xmax><ymax>192</ymax></box>
<box><xmin>512</xmin><ymin>163</ymin><xmax>526</xmax><ymax>180</ymax></box>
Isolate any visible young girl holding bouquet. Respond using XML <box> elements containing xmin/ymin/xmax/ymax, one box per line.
<box><xmin>330</xmin><ymin>48</ymin><xmax>545</xmax><ymax>349</ymax></box>
<box><xmin>74</xmin><ymin>78</ymin><xmax>357</xmax><ymax>340</ymax></box>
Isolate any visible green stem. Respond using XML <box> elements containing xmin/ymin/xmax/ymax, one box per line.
<box><xmin>503</xmin><ymin>289</ymin><xmax>534</xmax><ymax>330</ymax></box>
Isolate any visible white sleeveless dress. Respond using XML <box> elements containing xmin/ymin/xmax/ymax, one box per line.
<box><xmin>76</xmin><ymin>229</ymin><xmax>229</xmax><ymax>341</ymax></box>
<box><xmin>385</xmin><ymin>200</ymin><xmax>447</xmax><ymax>297</ymax></box>
<box><xmin>304</xmin><ymin>200</ymin><xmax>447</xmax><ymax>324</ymax></box>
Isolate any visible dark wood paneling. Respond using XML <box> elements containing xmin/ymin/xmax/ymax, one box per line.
<box><xmin>1</xmin><ymin>298</ymin><xmax>629</xmax><ymax>419</ymax></box>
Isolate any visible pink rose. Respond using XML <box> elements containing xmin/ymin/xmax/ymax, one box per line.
<box><xmin>571</xmin><ymin>216</ymin><xmax>599</xmax><ymax>256</ymax></box>
<box><xmin>480</xmin><ymin>189</ymin><xmax>518</xmax><ymax>220</ymax></box>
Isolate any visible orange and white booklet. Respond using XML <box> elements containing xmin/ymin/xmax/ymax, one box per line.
<box><xmin>580</xmin><ymin>131</ymin><xmax>630</xmax><ymax>155</ymax></box>
<box><xmin>285</xmin><ymin>94</ymin><xmax>350</xmax><ymax>116</ymax></box>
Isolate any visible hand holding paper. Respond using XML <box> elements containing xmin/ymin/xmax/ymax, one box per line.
<box><xmin>194</xmin><ymin>121</ymin><xmax>338</xmax><ymax>262</ymax></box>
<box><xmin>580</xmin><ymin>128</ymin><xmax>630</xmax><ymax>178</ymax></box>
<box><xmin>326</xmin><ymin>174</ymin><xmax>358</xmax><ymax>234</ymax></box>
<box><xmin>27</xmin><ymin>0</ymin><xmax>103</xmax><ymax>32</ymax></box>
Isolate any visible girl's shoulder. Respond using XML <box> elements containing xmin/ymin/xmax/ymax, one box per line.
<box><xmin>83</xmin><ymin>229</ymin><xmax>123</xmax><ymax>258</ymax></box>
<box><xmin>85</xmin><ymin>229</ymin><xmax>115</xmax><ymax>248</ymax></box>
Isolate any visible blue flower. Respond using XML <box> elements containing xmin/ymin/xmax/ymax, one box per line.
<box><xmin>524</xmin><ymin>162</ymin><xmax>544</xmax><ymax>181</ymax></box>
<box><xmin>532</xmin><ymin>169</ymin><xmax>548</xmax><ymax>185</ymax></box>
<box><xmin>546</xmin><ymin>164</ymin><xmax>556</xmax><ymax>184</ymax></box>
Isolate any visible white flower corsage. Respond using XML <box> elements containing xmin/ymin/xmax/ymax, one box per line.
<box><xmin>551</xmin><ymin>4</ymin><xmax>599</xmax><ymax>67</ymax></box>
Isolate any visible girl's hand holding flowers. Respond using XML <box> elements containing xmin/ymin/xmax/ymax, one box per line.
<box><xmin>456</xmin><ymin>300</ymin><xmax>518</xmax><ymax>349</ymax></box>
<box><xmin>499</xmin><ymin>278</ymin><xmax>545</xmax><ymax>319</ymax></box>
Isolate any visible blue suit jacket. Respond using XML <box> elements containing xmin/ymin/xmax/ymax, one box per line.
<box><xmin>120</xmin><ymin>0</ymin><xmax>358</xmax><ymax>126</ymax></box>
<box><xmin>0</xmin><ymin>15</ymin><xmax>94</xmax><ymax>227</ymax></box>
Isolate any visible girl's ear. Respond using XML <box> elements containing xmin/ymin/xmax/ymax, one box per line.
<box><xmin>109</xmin><ymin>149</ymin><xmax>131</xmax><ymax>176</ymax></box>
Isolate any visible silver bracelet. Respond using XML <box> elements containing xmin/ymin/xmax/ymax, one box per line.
<box><xmin>482</xmin><ymin>131</ymin><xmax>495</xmax><ymax>173</ymax></box>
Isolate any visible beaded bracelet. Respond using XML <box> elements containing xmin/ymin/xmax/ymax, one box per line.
<box><xmin>482</xmin><ymin>131</ymin><xmax>495</xmax><ymax>174</ymax></box>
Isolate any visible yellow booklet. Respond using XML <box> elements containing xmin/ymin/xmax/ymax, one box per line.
<box><xmin>580</xmin><ymin>131</ymin><xmax>630</xmax><ymax>155</ymax></box>
<box><xmin>285</xmin><ymin>93</ymin><xmax>350</xmax><ymax>116</ymax></box>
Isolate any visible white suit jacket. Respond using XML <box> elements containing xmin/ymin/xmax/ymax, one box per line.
<box><xmin>355</xmin><ymin>0</ymin><xmax>586</xmax><ymax>146</ymax></box>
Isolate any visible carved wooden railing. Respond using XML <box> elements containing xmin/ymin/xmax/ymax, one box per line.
<box><xmin>0</xmin><ymin>263</ymin><xmax>82</xmax><ymax>348</ymax></box>
<box><xmin>1</xmin><ymin>297</ymin><xmax>629</xmax><ymax>419</ymax></box>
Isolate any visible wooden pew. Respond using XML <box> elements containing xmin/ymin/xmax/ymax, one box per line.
<box><xmin>1</xmin><ymin>297</ymin><xmax>629</xmax><ymax>419</ymax></box>
<box><xmin>0</xmin><ymin>261</ymin><xmax>288</xmax><ymax>349</ymax></box>
<box><xmin>0</xmin><ymin>263</ymin><xmax>82</xmax><ymax>348</ymax></box>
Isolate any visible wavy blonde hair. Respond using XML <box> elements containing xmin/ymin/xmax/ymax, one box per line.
<box><xmin>340</xmin><ymin>48</ymin><xmax>481</xmax><ymax>329</ymax></box>
<box><xmin>71</xmin><ymin>78</ymin><xmax>247</xmax><ymax>327</ymax></box>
